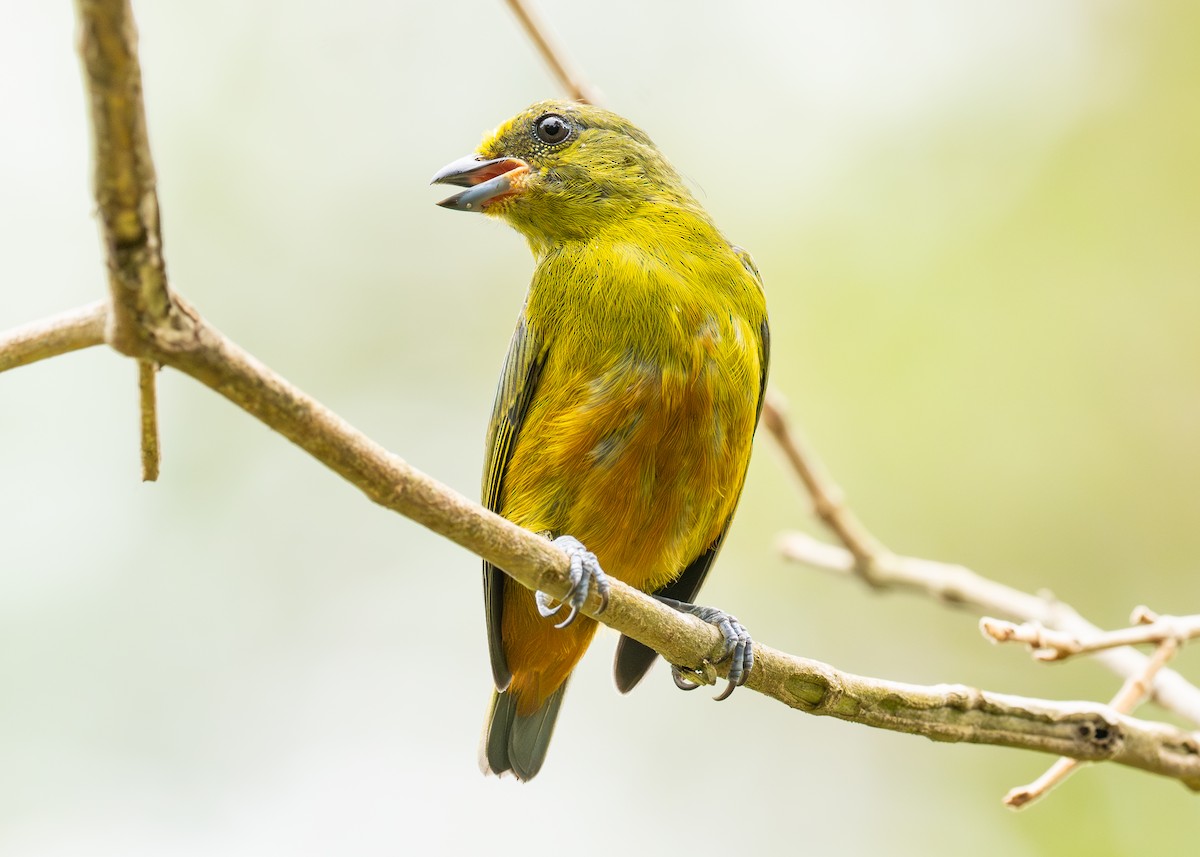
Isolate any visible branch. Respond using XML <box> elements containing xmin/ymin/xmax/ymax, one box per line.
<box><xmin>76</xmin><ymin>0</ymin><xmax>168</xmax><ymax>479</ymax></box>
<box><xmin>138</xmin><ymin>359</ymin><xmax>160</xmax><ymax>480</ymax></box>
<box><xmin>503</xmin><ymin>0</ymin><xmax>601</xmax><ymax>104</ymax></box>
<box><xmin>983</xmin><ymin>608</ymin><xmax>1200</xmax><ymax>662</ymax></box>
<box><xmin>0</xmin><ymin>300</ymin><xmax>107</xmax><ymax>373</ymax></box>
<box><xmin>768</xmin><ymin>397</ymin><xmax>1200</xmax><ymax>728</ymax></box>
<box><xmin>1005</xmin><ymin>635</ymin><xmax>1184</xmax><ymax>808</ymax></box>
<box><xmin>75</xmin><ymin>0</ymin><xmax>174</xmax><ymax>348</ymax></box>
<box><xmin>762</xmin><ymin>391</ymin><xmax>887</xmax><ymax>568</ymax></box>
<box><xmin>15</xmin><ymin>308</ymin><xmax>1200</xmax><ymax>792</ymax></box>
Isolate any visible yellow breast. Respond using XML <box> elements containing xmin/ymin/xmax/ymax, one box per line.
<box><xmin>500</xmin><ymin>295</ymin><xmax>762</xmax><ymax>592</ymax></box>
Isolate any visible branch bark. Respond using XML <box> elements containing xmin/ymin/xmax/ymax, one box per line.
<box><xmin>0</xmin><ymin>300</ymin><xmax>107</xmax><ymax>373</ymax></box>
<box><xmin>1004</xmin><ymin>635</ymin><xmax>1184</xmax><ymax>808</ymax></box>
<box><xmin>75</xmin><ymin>0</ymin><xmax>170</xmax><ymax>477</ymax></box>
<box><xmin>75</xmin><ymin>0</ymin><xmax>173</xmax><ymax>348</ymax></box>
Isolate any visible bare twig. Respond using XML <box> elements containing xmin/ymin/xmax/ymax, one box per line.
<box><xmin>1005</xmin><ymin>636</ymin><xmax>1184</xmax><ymax>808</ymax></box>
<box><xmin>0</xmin><ymin>300</ymin><xmax>107</xmax><ymax>373</ymax></box>
<box><xmin>138</xmin><ymin>359</ymin><xmax>160</xmax><ymax>481</ymax></box>
<box><xmin>503</xmin><ymin>0</ymin><xmax>601</xmax><ymax>104</ymax></box>
<box><xmin>982</xmin><ymin>610</ymin><xmax>1200</xmax><ymax>662</ymax></box>
<box><xmin>763</xmin><ymin>392</ymin><xmax>887</xmax><ymax>570</ymax></box>
<box><xmin>771</xmin><ymin>405</ymin><xmax>1200</xmax><ymax>728</ymax></box>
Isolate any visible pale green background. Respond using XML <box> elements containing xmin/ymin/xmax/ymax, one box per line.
<box><xmin>2</xmin><ymin>1</ymin><xmax>1198</xmax><ymax>854</ymax></box>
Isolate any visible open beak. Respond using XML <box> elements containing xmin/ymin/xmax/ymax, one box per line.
<box><xmin>430</xmin><ymin>155</ymin><xmax>530</xmax><ymax>212</ymax></box>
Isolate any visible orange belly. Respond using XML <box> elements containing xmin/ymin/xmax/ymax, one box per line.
<box><xmin>498</xmin><ymin>336</ymin><xmax>759</xmax><ymax>712</ymax></box>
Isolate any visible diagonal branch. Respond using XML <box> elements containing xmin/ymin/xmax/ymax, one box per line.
<box><xmin>93</xmin><ymin>297</ymin><xmax>1200</xmax><ymax>792</ymax></box>
<box><xmin>11</xmin><ymin>293</ymin><xmax>1200</xmax><ymax>790</ymax></box>
<box><xmin>503</xmin><ymin>0</ymin><xmax>601</xmax><ymax>104</ymax></box>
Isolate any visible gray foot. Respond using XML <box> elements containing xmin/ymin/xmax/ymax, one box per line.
<box><xmin>535</xmin><ymin>535</ymin><xmax>610</xmax><ymax>629</ymax></box>
<box><xmin>657</xmin><ymin>596</ymin><xmax>753</xmax><ymax>700</ymax></box>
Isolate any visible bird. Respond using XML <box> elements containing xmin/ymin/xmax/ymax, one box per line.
<box><xmin>432</xmin><ymin>100</ymin><xmax>769</xmax><ymax>781</ymax></box>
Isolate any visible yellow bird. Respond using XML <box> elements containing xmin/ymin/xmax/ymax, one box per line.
<box><xmin>433</xmin><ymin>100</ymin><xmax>769</xmax><ymax>780</ymax></box>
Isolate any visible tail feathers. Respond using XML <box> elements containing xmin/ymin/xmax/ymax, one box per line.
<box><xmin>479</xmin><ymin>681</ymin><xmax>569</xmax><ymax>782</ymax></box>
<box><xmin>613</xmin><ymin>635</ymin><xmax>659</xmax><ymax>694</ymax></box>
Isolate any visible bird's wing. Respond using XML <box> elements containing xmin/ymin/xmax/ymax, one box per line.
<box><xmin>482</xmin><ymin>312</ymin><xmax>547</xmax><ymax>692</ymax></box>
<box><xmin>613</xmin><ymin>249</ymin><xmax>771</xmax><ymax>693</ymax></box>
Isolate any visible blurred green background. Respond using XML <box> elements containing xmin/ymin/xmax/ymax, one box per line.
<box><xmin>2</xmin><ymin>1</ymin><xmax>1198</xmax><ymax>854</ymax></box>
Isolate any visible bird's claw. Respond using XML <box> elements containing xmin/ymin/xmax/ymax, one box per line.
<box><xmin>535</xmin><ymin>535</ymin><xmax>610</xmax><ymax>629</ymax></box>
<box><xmin>658</xmin><ymin>598</ymin><xmax>753</xmax><ymax>700</ymax></box>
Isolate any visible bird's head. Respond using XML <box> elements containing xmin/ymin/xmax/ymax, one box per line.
<box><xmin>432</xmin><ymin>100</ymin><xmax>695</xmax><ymax>253</ymax></box>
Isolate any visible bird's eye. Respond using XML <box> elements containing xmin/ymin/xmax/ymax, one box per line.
<box><xmin>534</xmin><ymin>114</ymin><xmax>571</xmax><ymax>145</ymax></box>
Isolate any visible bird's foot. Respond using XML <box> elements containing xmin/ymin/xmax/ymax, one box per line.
<box><xmin>656</xmin><ymin>596</ymin><xmax>753</xmax><ymax>701</ymax></box>
<box><xmin>535</xmin><ymin>535</ymin><xmax>610</xmax><ymax>629</ymax></box>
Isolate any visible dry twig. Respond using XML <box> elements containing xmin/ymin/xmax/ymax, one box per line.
<box><xmin>76</xmin><ymin>0</ymin><xmax>170</xmax><ymax>479</ymax></box>
<box><xmin>503</xmin><ymin>0</ymin><xmax>601</xmax><ymax>104</ymax></box>
<box><xmin>138</xmin><ymin>359</ymin><xmax>160</xmax><ymax>480</ymax></box>
<box><xmin>0</xmin><ymin>300</ymin><xmax>107</xmax><ymax>373</ymax></box>
<box><xmin>982</xmin><ymin>609</ymin><xmax>1200</xmax><ymax>662</ymax></box>
<box><xmin>768</xmin><ymin>395</ymin><xmax>1200</xmax><ymax>729</ymax></box>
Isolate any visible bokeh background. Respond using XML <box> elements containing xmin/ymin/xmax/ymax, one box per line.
<box><xmin>2</xmin><ymin>1</ymin><xmax>1198</xmax><ymax>854</ymax></box>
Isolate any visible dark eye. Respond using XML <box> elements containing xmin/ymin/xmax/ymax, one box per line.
<box><xmin>534</xmin><ymin>114</ymin><xmax>571</xmax><ymax>145</ymax></box>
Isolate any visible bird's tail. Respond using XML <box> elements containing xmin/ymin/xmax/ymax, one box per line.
<box><xmin>479</xmin><ymin>681</ymin><xmax>569</xmax><ymax>782</ymax></box>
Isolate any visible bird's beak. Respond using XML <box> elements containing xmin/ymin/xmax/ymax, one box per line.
<box><xmin>430</xmin><ymin>155</ymin><xmax>530</xmax><ymax>212</ymax></box>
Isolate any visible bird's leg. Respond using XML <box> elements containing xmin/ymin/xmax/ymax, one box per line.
<box><xmin>655</xmin><ymin>596</ymin><xmax>753</xmax><ymax>701</ymax></box>
<box><xmin>535</xmin><ymin>535</ymin><xmax>610</xmax><ymax>629</ymax></box>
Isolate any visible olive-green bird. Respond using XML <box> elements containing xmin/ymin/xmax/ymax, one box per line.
<box><xmin>432</xmin><ymin>100</ymin><xmax>769</xmax><ymax>781</ymax></box>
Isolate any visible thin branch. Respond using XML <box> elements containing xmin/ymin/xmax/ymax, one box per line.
<box><xmin>770</xmin><ymin>400</ymin><xmax>1200</xmax><ymax>728</ymax></box>
<box><xmin>503</xmin><ymin>0</ymin><xmax>601</xmax><ymax>104</ymax></box>
<box><xmin>138</xmin><ymin>359</ymin><xmax>160</xmax><ymax>481</ymax></box>
<box><xmin>0</xmin><ymin>300</ymin><xmax>107</xmax><ymax>373</ymax></box>
<box><xmin>1005</xmin><ymin>636</ymin><xmax>1183</xmax><ymax>808</ymax></box>
<box><xmin>762</xmin><ymin>391</ymin><xmax>887</xmax><ymax>569</ymax></box>
<box><xmin>982</xmin><ymin>610</ymin><xmax>1200</xmax><ymax>662</ymax></box>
